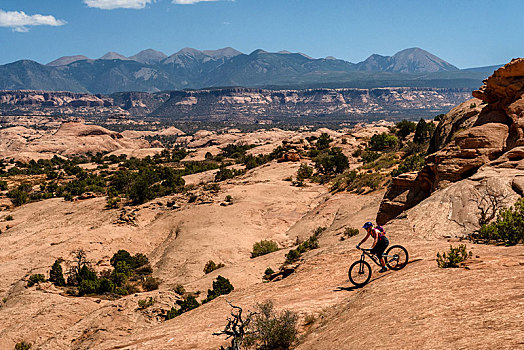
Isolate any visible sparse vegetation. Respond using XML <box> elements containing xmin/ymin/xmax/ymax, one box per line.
<box><xmin>343</xmin><ymin>227</ymin><xmax>359</xmax><ymax>238</ymax></box>
<box><xmin>368</xmin><ymin>132</ymin><xmax>399</xmax><ymax>151</ymax></box>
<box><xmin>245</xmin><ymin>300</ymin><xmax>298</xmax><ymax>350</ymax></box>
<box><xmin>203</xmin><ymin>260</ymin><xmax>225</xmax><ymax>274</ymax></box>
<box><xmin>263</xmin><ymin>267</ymin><xmax>275</xmax><ymax>280</ymax></box>
<box><xmin>436</xmin><ymin>244</ymin><xmax>472</xmax><ymax>268</ymax></box>
<box><xmin>251</xmin><ymin>240</ymin><xmax>279</xmax><ymax>258</ymax></box>
<box><xmin>476</xmin><ymin>197</ymin><xmax>524</xmax><ymax>245</ymax></box>
<box><xmin>14</xmin><ymin>341</ymin><xmax>32</xmax><ymax>350</ymax></box>
<box><xmin>27</xmin><ymin>274</ymin><xmax>46</xmax><ymax>287</ymax></box>
<box><xmin>49</xmin><ymin>259</ymin><xmax>66</xmax><ymax>287</ymax></box>
<box><xmin>284</xmin><ymin>227</ymin><xmax>324</xmax><ymax>264</ymax></box>
<box><xmin>138</xmin><ymin>297</ymin><xmax>155</xmax><ymax>309</ymax></box>
<box><xmin>203</xmin><ymin>275</ymin><xmax>234</xmax><ymax>303</ymax></box>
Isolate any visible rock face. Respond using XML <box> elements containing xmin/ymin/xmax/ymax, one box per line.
<box><xmin>377</xmin><ymin>58</ymin><xmax>524</xmax><ymax>225</ymax></box>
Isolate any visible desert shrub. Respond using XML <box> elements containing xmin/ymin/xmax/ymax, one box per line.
<box><xmin>97</xmin><ymin>278</ymin><xmax>115</xmax><ymax>294</ymax></box>
<box><xmin>436</xmin><ymin>244</ymin><xmax>472</xmax><ymax>268</ymax></box>
<box><xmin>434</xmin><ymin>113</ymin><xmax>445</xmax><ymax>122</ymax></box>
<box><xmin>225</xmin><ymin>195</ymin><xmax>233</xmax><ymax>203</ymax></box>
<box><xmin>343</xmin><ymin>227</ymin><xmax>359</xmax><ymax>238</ymax></box>
<box><xmin>214</xmin><ymin>166</ymin><xmax>244</xmax><ymax>182</ymax></box>
<box><xmin>394</xmin><ymin>120</ymin><xmax>417</xmax><ymax>139</ymax></box>
<box><xmin>361</xmin><ymin>153</ymin><xmax>398</xmax><ymax>171</ymax></box>
<box><xmin>5</xmin><ymin>215</ymin><xmax>13</xmax><ymax>221</ymax></box>
<box><xmin>264</xmin><ymin>267</ymin><xmax>274</xmax><ymax>278</ymax></box>
<box><xmin>368</xmin><ymin>133</ymin><xmax>398</xmax><ymax>151</ymax></box>
<box><xmin>203</xmin><ymin>275</ymin><xmax>234</xmax><ymax>303</ymax></box>
<box><xmin>142</xmin><ymin>276</ymin><xmax>160</xmax><ymax>291</ymax></box>
<box><xmin>476</xmin><ymin>197</ymin><xmax>524</xmax><ymax>245</ymax></box>
<box><xmin>8</xmin><ymin>189</ymin><xmax>28</xmax><ymax>207</ymax></box>
<box><xmin>360</xmin><ymin>149</ymin><xmax>381</xmax><ymax>164</ymax></box>
<box><xmin>296</xmin><ymin>164</ymin><xmax>313</xmax><ymax>181</ymax></box>
<box><xmin>251</xmin><ymin>240</ymin><xmax>279</xmax><ymax>258</ymax></box>
<box><xmin>470</xmin><ymin>102</ymin><xmax>477</xmax><ymax>108</ymax></box>
<box><xmin>179</xmin><ymin>295</ymin><xmax>200</xmax><ymax>312</ymax></box>
<box><xmin>173</xmin><ymin>284</ymin><xmax>186</xmax><ymax>295</ymax></box>
<box><xmin>316</xmin><ymin>133</ymin><xmax>332</xmax><ymax>150</ymax></box>
<box><xmin>110</xmin><ymin>250</ymin><xmax>148</xmax><ymax>270</ymax></box>
<box><xmin>106</xmin><ymin>197</ymin><xmax>120</xmax><ymax>209</ymax></box>
<box><xmin>78</xmin><ymin>279</ymin><xmax>100</xmax><ymax>296</ymax></box>
<box><xmin>138</xmin><ymin>297</ymin><xmax>155</xmax><ymax>309</ymax></box>
<box><xmin>304</xmin><ymin>313</ymin><xmax>316</xmax><ymax>326</ymax></box>
<box><xmin>313</xmin><ymin>147</ymin><xmax>349</xmax><ymax>175</ymax></box>
<box><xmin>49</xmin><ymin>259</ymin><xmax>66</xmax><ymax>287</ymax></box>
<box><xmin>413</xmin><ymin>119</ymin><xmax>435</xmax><ymax>144</ymax></box>
<box><xmin>284</xmin><ymin>249</ymin><xmax>301</xmax><ymax>264</ymax></box>
<box><xmin>285</xmin><ymin>228</ymin><xmax>323</xmax><ymax>264</ymax></box>
<box><xmin>15</xmin><ymin>341</ymin><xmax>32</xmax><ymax>350</ymax></box>
<box><xmin>0</xmin><ymin>180</ymin><xmax>7</xmax><ymax>191</ymax></box>
<box><xmin>203</xmin><ymin>260</ymin><xmax>225</xmax><ymax>274</ymax></box>
<box><xmin>247</xmin><ymin>300</ymin><xmax>298</xmax><ymax>350</ymax></box>
<box><xmin>27</xmin><ymin>274</ymin><xmax>46</xmax><ymax>287</ymax></box>
<box><xmin>391</xmin><ymin>153</ymin><xmax>425</xmax><ymax>177</ymax></box>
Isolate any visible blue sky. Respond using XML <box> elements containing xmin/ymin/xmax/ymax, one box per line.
<box><xmin>0</xmin><ymin>0</ymin><xmax>520</xmax><ymax>68</ymax></box>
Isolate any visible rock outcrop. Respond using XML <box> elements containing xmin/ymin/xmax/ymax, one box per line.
<box><xmin>378</xmin><ymin>58</ymin><xmax>524</xmax><ymax>225</ymax></box>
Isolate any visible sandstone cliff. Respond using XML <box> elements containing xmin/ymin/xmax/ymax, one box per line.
<box><xmin>377</xmin><ymin>58</ymin><xmax>524</xmax><ymax>228</ymax></box>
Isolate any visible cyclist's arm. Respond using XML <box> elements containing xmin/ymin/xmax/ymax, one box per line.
<box><xmin>358</xmin><ymin>231</ymin><xmax>370</xmax><ymax>246</ymax></box>
<box><xmin>371</xmin><ymin>234</ymin><xmax>378</xmax><ymax>249</ymax></box>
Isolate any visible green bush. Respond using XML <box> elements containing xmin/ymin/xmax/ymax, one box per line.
<box><xmin>391</xmin><ymin>153</ymin><xmax>425</xmax><ymax>177</ymax></box>
<box><xmin>142</xmin><ymin>276</ymin><xmax>160</xmax><ymax>291</ymax></box>
<box><xmin>203</xmin><ymin>275</ymin><xmax>234</xmax><ymax>303</ymax></box>
<box><xmin>27</xmin><ymin>274</ymin><xmax>46</xmax><ymax>287</ymax></box>
<box><xmin>436</xmin><ymin>244</ymin><xmax>472</xmax><ymax>268</ymax></box>
<box><xmin>284</xmin><ymin>249</ymin><xmax>301</xmax><ymax>264</ymax></box>
<box><xmin>296</xmin><ymin>164</ymin><xmax>313</xmax><ymax>181</ymax></box>
<box><xmin>15</xmin><ymin>341</ymin><xmax>32</xmax><ymax>350</ymax></box>
<box><xmin>477</xmin><ymin>198</ymin><xmax>524</xmax><ymax>245</ymax></box>
<box><xmin>5</xmin><ymin>215</ymin><xmax>13</xmax><ymax>221</ymax></box>
<box><xmin>264</xmin><ymin>267</ymin><xmax>274</xmax><ymax>276</ymax></box>
<box><xmin>343</xmin><ymin>227</ymin><xmax>359</xmax><ymax>238</ymax></box>
<box><xmin>360</xmin><ymin>150</ymin><xmax>381</xmax><ymax>164</ymax></box>
<box><xmin>203</xmin><ymin>260</ymin><xmax>225</xmax><ymax>274</ymax></box>
<box><xmin>97</xmin><ymin>278</ymin><xmax>115</xmax><ymax>294</ymax></box>
<box><xmin>251</xmin><ymin>240</ymin><xmax>279</xmax><ymax>258</ymax></box>
<box><xmin>368</xmin><ymin>133</ymin><xmax>399</xmax><ymax>151</ymax></box>
<box><xmin>178</xmin><ymin>295</ymin><xmax>200</xmax><ymax>313</ymax></box>
<box><xmin>313</xmin><ymin>147</ymin><xmax>349</xmax><ymax>175</ymax></box>
<box><xmin>247</xmin><ymin>300</ymin><xmax>298</xmax><ymax>350</ymax></box>
<box><xmin>138</xmin><ymin>297</ymin><xmax>155</xmax><ymax>309</ymax></box>
<box><xmin>8</xmin><ymin>189</ymin><xmax>28</xmax><ymax>207</ymax></box>
<box><xmin>316</xmin><ymin>133</ymin><xmax>332</xmax><ymax>150</ymax></box>
<box><xmin>78</xmin><ymin>279</ymin><xmax>100</xmax><ymax>296</ymax></box>
<box><xmin>394</xmin><ymin>120</ymin><xmax>417</xmax><ymax>139</ymax></box>
<box><xmin>0</xmin><ymin>180</ymin><xmax>7</xmax><ymax>191</ymax></box>
<box><xmin>49</xmin><ymin>260</ymin><xmax>66</xmax><ymax>287</ymax></box>
<box><xmin>413</xmin><ymin>119</ymin><xmax>435</xmax><ymax>144</ymax></box>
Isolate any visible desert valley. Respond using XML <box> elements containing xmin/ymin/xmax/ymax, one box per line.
<box><xmin>0</xmin><ymin>53</ymin><xmax>523</xmax><ymax>350</ymax></box>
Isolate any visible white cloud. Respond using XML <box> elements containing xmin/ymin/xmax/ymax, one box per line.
<box><xmin>0</xmin><ymin>9</ymin><xmax>66</xmax><ymax>32</ymax></box>
<box><xmin>172</xmin><ymin>0</ymin><xmax>218</xmax><ymax>4</ymax></box>
<box><xmin>84</xmin><ymin>0</ymin><xmax>154</xmax><ymax>10</ymax></box>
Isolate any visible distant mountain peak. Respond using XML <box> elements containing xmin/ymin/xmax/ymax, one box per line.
<box><xmin>47</xmin><ymin>55</ymin><xmax>90</xmax><ymax>66</ymax></box>
<box><xmin>129</xmin><ymin>49</ymin><xmax>167</xmax><ymax>64</ymax></box>
<box><xmin>250</xmin><ymin>49</ymin><xmax>268</xmax><ymax>55</ymax></box>
<box><xmin>100</xmin><ymin>52</ymin><xmax>130</xmax><ymax>61</ymax></box>
<box><xmin>202</xmin><ymin>47</ymin><xmax>242</xmax><ymax>59</ymax></box>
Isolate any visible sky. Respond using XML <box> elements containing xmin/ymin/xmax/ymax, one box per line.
<box><xmin>0</xmin><ymin>0</ymin><xmax>520</xmax><ymax>68</ymax></box>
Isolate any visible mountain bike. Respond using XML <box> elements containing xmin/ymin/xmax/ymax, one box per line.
<box><xmin>348</xmin><ymin>245</ymin><xmax>409</xmax><ymax>287</ymax></box>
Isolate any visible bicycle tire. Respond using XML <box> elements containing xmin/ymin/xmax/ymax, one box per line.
<box><xmin>385</xmin><ymin>245</ymin><xmax>409</xmax><ymax>270</ymax></box>
<box><xmin>348</xmin><ymin>260</ymin><xmax>372</xmax><ymax>287</ymax></box>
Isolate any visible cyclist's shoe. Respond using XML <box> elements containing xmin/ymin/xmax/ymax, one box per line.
<box><xmin>379</xmin><ymin>266</ymin><xmax>388</xmax><ymax>273</ymax></box>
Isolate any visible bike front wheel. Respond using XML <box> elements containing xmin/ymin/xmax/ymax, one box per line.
<box><xmin>385</xmin><ymin>245</ymin><xmax>409</xmax><ymax>270</ymax></box>
<box><xmin>348</xmin><ymin>260</ymin><xmax>372</xmax><ymax>287</ymax></box>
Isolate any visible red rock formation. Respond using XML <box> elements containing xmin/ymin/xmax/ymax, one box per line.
<box><xmin>377</xmin><ymin>58</ymin><xmax>524</xmax><ymax>225</ymax></box>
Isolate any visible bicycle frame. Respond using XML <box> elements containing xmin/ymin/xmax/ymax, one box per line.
<box><xmin>358</xmin><ymin>249</ymin><xmax>397</xmax><ymax>267</ymax></box>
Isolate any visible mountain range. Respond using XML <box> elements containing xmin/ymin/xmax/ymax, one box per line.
<box><xmin>0</xmin><ymin>47</ymin><xmax>502</xmax><ymax>94</ymax></box>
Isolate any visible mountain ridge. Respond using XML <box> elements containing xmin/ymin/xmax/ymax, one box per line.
<box><xmin>1</xmin><ymin>48</ymin><xmax>503</xmax><ymax>94</ymax></box>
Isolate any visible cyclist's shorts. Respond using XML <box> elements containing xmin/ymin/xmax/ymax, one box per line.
<box><xmin>371</xmin><ymin>236</ymin><xmax>389</xmax><ymax>257</ymax></box>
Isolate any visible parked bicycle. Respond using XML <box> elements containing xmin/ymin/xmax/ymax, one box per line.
<box><xmin>348</xmin><ymin>245</ymin><xmax>409</xmax><ymax>287</ymax></box>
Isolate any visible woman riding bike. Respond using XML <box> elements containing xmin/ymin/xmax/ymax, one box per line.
<box><xmin>357</xmin><ymin>222</ymin><xmax>389</xmax><ymax>273</ymax></box>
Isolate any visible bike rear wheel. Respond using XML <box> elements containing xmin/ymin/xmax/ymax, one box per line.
<box><xmin>348</xmin><ymin>260</ymin><xmax>372</xmax><ymax>287</ymax></box>
<box><xmin>385</xmin><ymin>245</ymin><xmax>409</xmax><ymax>270</ymax></box>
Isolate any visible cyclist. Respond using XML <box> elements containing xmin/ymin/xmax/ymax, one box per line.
<box><xmin>357</xmin><ymin>222</ymin><xmax>389</xmax><ymax>273</ymax></box>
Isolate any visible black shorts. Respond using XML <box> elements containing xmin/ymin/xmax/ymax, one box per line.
<box><xmin>370</xmin><ymin>236</ymin><xmax>389</xmax><ymax>257</ymax></box>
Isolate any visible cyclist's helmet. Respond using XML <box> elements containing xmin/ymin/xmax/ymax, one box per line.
<box><xmin>362</xmin><ymin>221</ymin><xmax>373</xmax><ymax>229</ymax></box>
